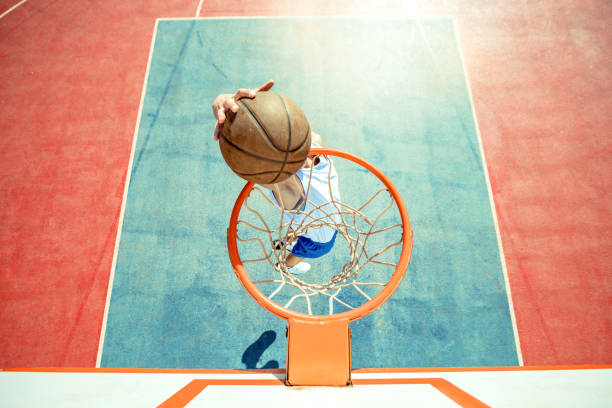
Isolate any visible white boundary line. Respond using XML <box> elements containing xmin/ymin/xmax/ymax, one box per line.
<box><xmin>0</xmin><ymin>0</ymin><xmax>27</xmax><ymax>19</ymax></box>
<box><xmin>452</xmin><ymin>19</ymin><xmax>524</xmax><ymax>365</ymax></box>
<box><xmin>95</xmin><ymin>19</ymin><xmax>161</xmax><ymax>368</ymax></box>
<box><xmin>157</xmin><ymin>14</ymin><xmax>451</xmax><ymax>21</ymax></box>
<box><xmin>195</xmin><ymin>0</ymin><xmax>204</xmax><ymax>17</ymax></box>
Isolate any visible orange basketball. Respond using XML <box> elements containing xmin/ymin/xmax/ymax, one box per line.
<box><xmin>218</xmin><ymin>91</ymin><xmax>311</xmax><ymax>184</ymax></box>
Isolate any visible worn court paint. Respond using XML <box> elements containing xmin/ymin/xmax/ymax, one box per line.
<box><xmin>198</xmin><ymin>0</ymin><xmax>416</xmax><ymax>17</ymax></box>
<box><xmin>100</xmin><ymin>17</ymin><xmax>519</xmax><ymax>369</ymax></box>
<box><xmin>0</xmin><ymin>0</ymin><xmax>197</xmax><ymax>368</ymax></box>
<box><xmin>420</xmin><ymin>1</ymin><xmax>612</xmax><ymax>365</ymax></box>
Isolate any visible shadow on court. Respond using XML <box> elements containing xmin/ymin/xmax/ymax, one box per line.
<box><xmin>242</xmin><ymin>330</ymin><xmax>280</xmax><ymax>369</ymax></box>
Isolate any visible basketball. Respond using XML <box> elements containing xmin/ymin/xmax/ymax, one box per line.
<box><xmin>218</xmin><ymin>91</ymin><xmax>311</xmax><ymax>184</ymax></box>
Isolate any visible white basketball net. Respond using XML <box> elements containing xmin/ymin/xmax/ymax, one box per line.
<box><xmin>235</xmin><ymin>154</ymin><xmax>404</xmax><ymax>315</ymax></box>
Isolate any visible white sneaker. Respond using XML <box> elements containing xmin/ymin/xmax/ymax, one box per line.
<box><xmin>289</xmin><ymin>262</ymin><xmax>311</xmax><ymax>275</ymax></box>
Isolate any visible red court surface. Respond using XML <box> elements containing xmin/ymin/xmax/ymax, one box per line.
<box><xmin>1</xmin><ymin>0</ymin><xmax>610</xmax><ymax>369</ymax></box>
<box><xmin>0</xmin><ymin>0</ymin><xmax>200</xmax><ymax>367</ymax></box>
<box><xmin>419</xmin><ymin>0</ymin><xmax>612</xmax><ymax>365</ymax></box>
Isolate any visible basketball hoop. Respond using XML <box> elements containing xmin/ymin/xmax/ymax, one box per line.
<box><xmin>227</xmin><ymin>148</ymin><xmax>413</xmax><ymax>385</ymax></box>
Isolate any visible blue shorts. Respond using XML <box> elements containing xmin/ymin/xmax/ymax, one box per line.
<box><xmin>290</xmin><ymin>231</ymin><xmax>338</xmax><ymax>259</ymax></box>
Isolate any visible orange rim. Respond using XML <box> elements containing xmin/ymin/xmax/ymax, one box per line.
<box><xmin>227</xmin><ymin>148</ymin><xmax>413</xmax><ymax>322</ymax></box>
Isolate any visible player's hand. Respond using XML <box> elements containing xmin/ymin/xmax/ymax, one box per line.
<box><xmin>212</xmin><ymin>80</ymin><xmax>275</xmax><ymax>141</ymax></box>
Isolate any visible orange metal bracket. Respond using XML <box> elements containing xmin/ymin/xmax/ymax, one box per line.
<box><xmin>285</xmin><ymin>318</ymin><xmax>351</xmax><ymax>386</ymax></box>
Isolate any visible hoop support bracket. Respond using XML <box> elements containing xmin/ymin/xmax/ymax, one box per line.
<box><xmin>285</xmin><ymin>317</ymin><xmax>352</xmax><ymax>386</ymax></box>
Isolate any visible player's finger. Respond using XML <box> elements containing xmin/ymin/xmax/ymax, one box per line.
<box><xmin>234</xmin><ymin>88</ymin><xmax>256</xmax><ymax>100</ymax></box>
<box><xmin>223</xmin><ymin>97</ymin><xmax>239</xmax><ymax>112</ymax></box>
<box><xmin>217</xmin><ymin>106</ymin><xmax>226</xmax><ymax>123</ymax></box>
<box><xmin>255</xmin><ymin>80</ymin><xmax>274</xmax><ymax>93</ymax></box>
<box><xmin>212</xmin><ymin>103</ymin><xmax>220</xmax><ymax>120</ymax></box>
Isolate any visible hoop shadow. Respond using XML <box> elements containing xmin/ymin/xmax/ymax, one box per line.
<box><xmin>241</xmin><ymin>330</ymin><xmax>279</xmax><ymax>369</ymax></box>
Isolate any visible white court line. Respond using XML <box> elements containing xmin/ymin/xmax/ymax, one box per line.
<box><xmin>406</xmin><ymin>14</ymin><xmax>524</xmax><ymax>365</ymax></box>
<box><xmin>95</xmin><ymin>19</ymin><xmax>161</xmax><ymax>368</ymax></box>
<box><xmin>158</xmin><ymin>15</ymin><xmax>452</xmax><ymax>21</ymax></box>
<box><xmin>0</xmin><ymin>0</ymin><xmax>27</xmax><ymax>19</ymax></box>
<box><xmin>195</xmin><ymin>0</ymin><xmax>204</xmax><ymax>17</ymax></box>
<box><xmin>451</xmin><ymin>19</ymin><xmax>524</xmax><ymax>365</ymax></box>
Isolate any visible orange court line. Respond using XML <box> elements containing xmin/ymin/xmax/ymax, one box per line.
<box><xmin>353</xmin><ymin>364</ymin><xmax>612</xmax><ymax>373</ymax></box>
<box><xmin>1</xmin><ymin>367</ymin><xmax>285</xmax><ymax>374</ymax></box>
<box><xmin>351</xmin><ymin>378</ymin><xmax>490</xmax><ymax>408</ymax></box>
<box><xmin>157</xmin><ymin>378</ymin><xmax>490</xmax><ymax>408</ymax></box>
<box><xmin>157</xmin><ymin>379</ymin><xmax>284</xmax><ymax>408</ymax></box>
<box><xmin>353</xmin><ymin>378</ymin><xmax>489</xmax><ymax>408</ymax></box>
<box><xmin>4</xmin><ymin>367</ymin><xmax>610</xmax><ymax>408</ymax></box>
<box><xmin>430</xmin><ymin>378</ymin><xmax>491</xmax><ymax>408</ymax></box>
<box><xmin>3</xmin><ymin>364</ymin><xmax>610</xmax><ymax>373</ymax></box>
<box><xmin>157</xmin><ymin>380</ymin><xmax>208</xmax><ymax>408</ymax></box>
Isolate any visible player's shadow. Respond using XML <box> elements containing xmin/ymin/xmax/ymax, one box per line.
<box><xmin>241</xmin><ymin>330</ymin><xmax>279</xmax><ymax>369</ymax></box>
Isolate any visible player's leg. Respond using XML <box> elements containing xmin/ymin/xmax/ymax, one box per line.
<box><xmin>286</xmin><ymin>253</ymin><xmax>304</xmax><ymax>268</ymax></box>
<box><xmin>285</xmin><ymin>253</ymin><xmax>311</xmax><ymax>274</ymax></box>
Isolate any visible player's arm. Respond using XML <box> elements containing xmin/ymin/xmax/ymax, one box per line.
<box><xmin>211</xmin><ymin>80</ymin><xmax>275</xmax><ymax>141</ymax></box>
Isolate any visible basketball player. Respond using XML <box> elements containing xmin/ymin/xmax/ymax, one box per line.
<box><xmin>212</xmin><ymin>80</ymin><xmax>341</xmax><ymax>274</ymax></box>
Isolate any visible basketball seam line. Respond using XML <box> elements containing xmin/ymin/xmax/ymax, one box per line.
<box><xmin>271</xmin><ymin>95</ymin><xmax>292</xmax><ymax>183</ymax></box>
<box><xmin>239</xmin><ymin>99</ymin><xmax>285</xmax><ymax>152</ymax></box>
<box><xmin>282</xmin><ymin>123</ymin><xmax>310</xmax><ymax>153</ymax></box>
<box><xmin>219</xmin><ymin>133</ymin><xmax>304</xmax><ymax>164</ymax></box>
<box><xmin>235</xmin><ymin>170</ymin><xmax>293</xmax><ymax>176</ymax></box>
<box><xmin>240</xmin><ymin>98</ymin><xmax>309</xmax><ymax>153</ymax></box>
